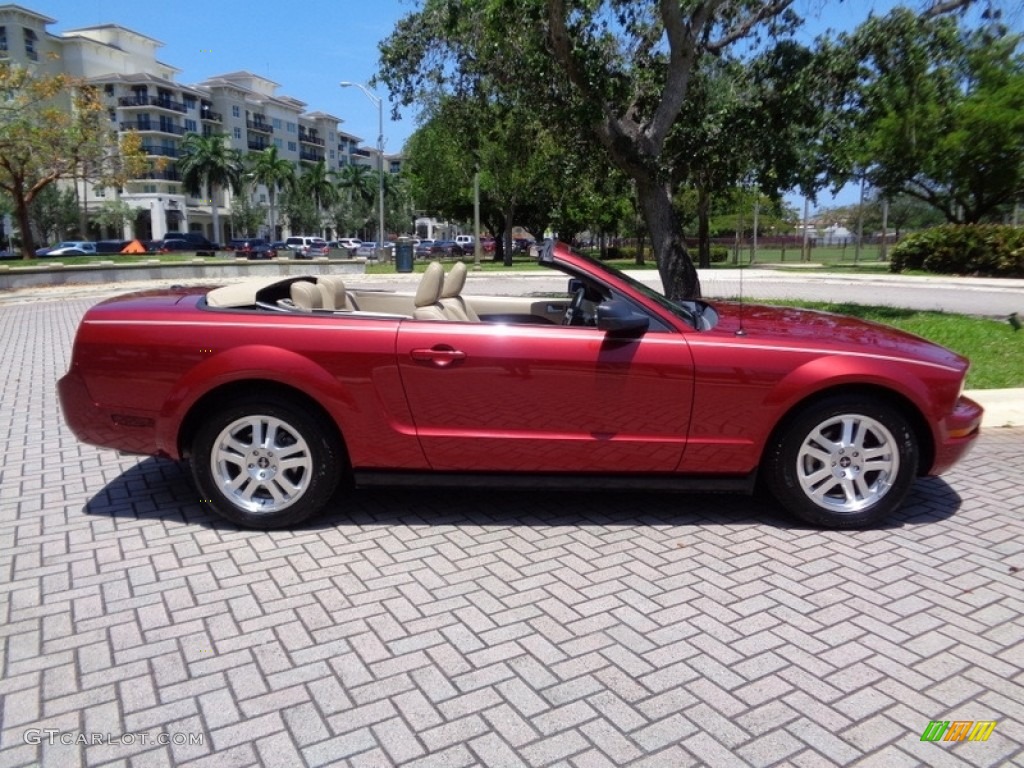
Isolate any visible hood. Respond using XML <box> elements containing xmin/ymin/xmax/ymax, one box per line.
<box><xmin>707</xmin><ymin>301</ymin><xmax>969</xmax><ymax>373</ymax></box>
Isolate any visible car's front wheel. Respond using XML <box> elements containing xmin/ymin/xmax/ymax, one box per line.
<box><xmin>191</xmin><ymin>395</ymin><xmax>342</xmax><ymax>528</ymax></box>
<box><xmin>764</xmin><ymin>395</ymin><xmax>919</xmax><ymax>528</ymax></box>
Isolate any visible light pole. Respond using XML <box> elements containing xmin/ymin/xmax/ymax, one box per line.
<box><xmin>340</xmin><ymin>81</ymin><xmax>386</xmax><ymax>262</ymax></box>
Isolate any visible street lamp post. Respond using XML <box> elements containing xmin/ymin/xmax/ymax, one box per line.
<box><xmin>340</xmin><ymin>81</ymin><xmax>385</xmax><ymax>262</ymax></box>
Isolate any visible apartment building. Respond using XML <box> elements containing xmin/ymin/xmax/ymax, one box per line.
<box><xmin>0</xmin><ymin>3</ymin><xmax>395</xmax><ymax>243</ymax></box>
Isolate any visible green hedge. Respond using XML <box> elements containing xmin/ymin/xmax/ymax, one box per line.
<box><xmin>890</xmin><ymin>224</ymin><xmax>1024</xmax><ymax>277</ymax></box>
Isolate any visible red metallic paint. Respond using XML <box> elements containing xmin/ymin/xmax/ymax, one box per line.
<box><xmin>59</xmin><ymin>242</ymin><xmax>982</xmax><ymax>512</ymax></box>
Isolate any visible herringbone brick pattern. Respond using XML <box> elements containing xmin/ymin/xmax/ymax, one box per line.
<box><xmin>0</xmin><ymin>297</ymin><xmax>1021</xmax><ymax>767</ymax></box>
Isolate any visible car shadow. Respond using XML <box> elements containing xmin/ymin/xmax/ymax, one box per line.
<box><xmin>80</xmin><ymin>458</ymin><xmax>961</xmax><ymax>532</ymax></box>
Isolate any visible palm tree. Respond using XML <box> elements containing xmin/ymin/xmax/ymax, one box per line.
<box><xmin>249</xmin><ymin>146</ymin><xmax>295</xmax><ymax>239</ymax></box>
<box><xmin>298</xmin><ymin>160</ymin><xmax>338</xmax><ymax>234</ymax></box>
<box><xmin>178</xmin><ymin>132</ymin><xmax>244</xmax><ymax>244</ymax></box>
<box><xmin>336</xmin><ymin>163</ymin><xmax>375</xmax><ymax>207</ymax></box>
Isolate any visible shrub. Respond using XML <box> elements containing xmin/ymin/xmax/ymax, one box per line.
<box><xmin>890</xmin><ymin>224</ymin><xmax>1024</xmax><ymax>277</ymax></box>
<box><xmin>710</xmin><ymin>245</ymin><xmax>729</xmax><ymax>263</ymax></box>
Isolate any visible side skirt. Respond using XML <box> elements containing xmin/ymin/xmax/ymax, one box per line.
<box><xmin>353</xmin><ymin>470</ymin><xmax>757</xmax><ymax>494</ymax></box>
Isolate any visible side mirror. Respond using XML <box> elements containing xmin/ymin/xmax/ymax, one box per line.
<box><xmin>597</xmin><ymin>300</ymin><xmax>649</xmax><ymax>336</ymax></box>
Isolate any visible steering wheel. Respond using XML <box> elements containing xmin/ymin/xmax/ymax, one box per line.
<box><xmin>563</xmin><ymin>286</ymin><xmax>587</xmax><ymax>326</ymax></box>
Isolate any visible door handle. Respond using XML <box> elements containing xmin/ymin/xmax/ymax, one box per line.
<box><xmin>410</xmin><ymin>346</ymin><xmax>467</xmax><ymax>367</ymax></box>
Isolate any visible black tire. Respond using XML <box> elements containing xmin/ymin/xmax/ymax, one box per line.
<box><xmin>190</xmin><ymin>394</ymin><xmax>342</xmax><ymax>529</ymax></box>
<box><xmin>763</xmin><ymin>395</ymin><xmax>919</xmax><ymax>529</ymax></box>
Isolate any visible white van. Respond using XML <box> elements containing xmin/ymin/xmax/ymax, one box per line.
<box><xmin>454</xmin><ymin>235</ymin><xmax>474</xmax><ymax>247</ymax></box>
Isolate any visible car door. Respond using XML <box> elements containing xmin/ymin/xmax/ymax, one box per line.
<box><xmin>395</xmin><ymin>318</ymin><xmax>694</xmax><ymax>473</ymax></box>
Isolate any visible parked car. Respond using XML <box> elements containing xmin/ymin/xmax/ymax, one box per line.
<box><xmin>414</xmin><ymin>240</ymin><xmax>435</xmax><ymax>259</ymax></box>
<box><xmin>156</xmin><ymin>239</ymin><xmax>194</xmax><ymax>253</ymax></box>
<box><xmin>95</xmin><ymin>240</ymin><xmax>131</xmax><ymax>255</ymax></box>
<box><xmin>454</xmin><ymin>235</ymin><xmax>474</xmax><ymax>248</ymax></box>
<box><xmin>58</xmin><ymin>240</ymin><xmax>982</xmax><ymax>531</ymax></box>
<box><xmin>336</xmin><ymin>238</ymin><xmax>362</xmax><ymax>255</ymax></box>
<box><xmin>230</xmin><ymin>238</ymin><xmax>277</xmax><ymax>260</ymax></box>
<box><xmin>39</xmin><ymin>241</ymin><xmax>97</xmax><ymax>256</ymax></box>
<box><xmin>163</xmin><ymin>232</ymin><xmax>219</xmax><ymax>255</ymax></box>
<box><xmin>284</xmin><ymin>236</ymin><xmax>329</xmax><ymax>259</ymax></box>
<box><xmin>355</xmin><ymin>242</ymin><xmax>384</xmax><ymax>259</ymax></box>
<box><xmin>430</xmin><ymin>240</ymin><xmax>466</xmax><ymax>258</ymax></box>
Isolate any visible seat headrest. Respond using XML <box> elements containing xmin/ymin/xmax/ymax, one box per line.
<box><xmin>415</xmin><ymin>262</ymin><xmax>445</xmax><ymax>308</ymax></box>
<box><xmin>441</xmin><ymin>261</ymin><xmax>467</xmax><ymax>299</ymax></box>
<box><xmin>317</xmin><ymin>275</ymin><xmax>348</xmax><ymax>309</ymax></box>
<box><xmin>290</xmin><ymin>281</ymin><xmax>323</xmax><ymax>311</ymax></box>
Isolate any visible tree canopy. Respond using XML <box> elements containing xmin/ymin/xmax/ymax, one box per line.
<box><xmin>380</xmin><ymin>0</ymin><xmax>981</xmax><ymax>298</ymax></box>
<box><xmin>0</xmin><ymin>61</ymin><xmax>135</xmax><ymax>257</ymax></box>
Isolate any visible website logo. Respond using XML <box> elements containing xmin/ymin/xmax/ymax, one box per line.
<box><xmin>920</xmin><ymin>720</ymin><xmax>997</xmax><ymax>742</ymax></box>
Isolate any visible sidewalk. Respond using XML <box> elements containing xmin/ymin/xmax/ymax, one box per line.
<box><xmin>966</xmin><ymin>388</ymin><xmax>1024</xmax><ymax>428</ymax></box>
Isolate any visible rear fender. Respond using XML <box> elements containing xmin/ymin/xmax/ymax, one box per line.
<box><xmin>154</xmin><ymin>345</ymin><xmax>357</xmax><ymax>457</ymax></box>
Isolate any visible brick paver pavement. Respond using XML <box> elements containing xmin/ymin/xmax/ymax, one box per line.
<box><xmin>1</xmin><ymin>298</ymin><xmax>1022</xmax><ymax>768</ymax></box>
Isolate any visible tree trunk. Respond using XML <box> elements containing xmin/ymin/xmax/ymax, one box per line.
<box><xmin>16</xmin><ymin>192</ymin><xmax>35</xmax><ymax>260</ymax></box>
<box><xmin>636</xmin><ymin>177</ymin><xmax>700</xmax><ymax>299</ymax></box>
<box><xmin>696</xmin><ymin>187</ymin><xmax>711</xmax><ymax>271</ymax></box>
<box><xmin>210</xmin><ymin>182</ymin><xmax>220</xmax><ymax>244</ymax></box>
<box><xmin>503</xmin><ymin>205</ymin><xmax>515</xmax><ymax>267</ymax></box>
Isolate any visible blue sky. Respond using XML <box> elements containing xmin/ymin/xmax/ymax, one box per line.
<box><xmin>35</xmin><ymin>0</ymin><xmax>1019</xmax><ymax>211</ymax></box>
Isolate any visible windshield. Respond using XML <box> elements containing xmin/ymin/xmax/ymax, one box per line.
<box><xmin>562</xmin><ymin>248</ymin><xmax>709</xmax><ymax>330</ymax></box>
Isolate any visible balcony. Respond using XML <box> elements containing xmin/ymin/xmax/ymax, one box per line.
<box><xmin>247</xmin><ymin>138</ymin><xmax>272</xmax><ymax>152</ymax></box>
<box><xmin>141</xmin><ymin>145</ymin><xmax>182</xmax><ymax>158</ymax></box>
<box><xmin>299</xmin><ymin>149</ymin><xmax>325</xmax><ymax>163</ymax></box>
<box><xmin>136</xmin><ymin>170</ymin><xmax>182</xmax><ymax>181</ymax></box>
<box><xmin>118</xmin><ymin>95</ymin><xmax>188</xmax><ymax>114</ymax></box>
<box><xmin>246</xmin><ymin>120</ymin><xmax>273</xmax><ymax>134</ymax></box>
<box><xmin>121</xmin><ymin>121</ymin><xmax>187</xmax><ymax>136</ymax></box>
<box><xmin>200</xmin><ymin>106</ymin><xmax>223</xmax><ymax>123</ymax></box>
<box><xmin>299</xmin><ymin>132</ymin><xmax>325</xmax><ymax>147</ymax></box>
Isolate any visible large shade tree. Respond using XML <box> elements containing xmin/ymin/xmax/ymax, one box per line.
<box><xmin>178</xmin><ymin>132</ymin><xmax>245</xmax><ymax>244</ymax></box>
<box><xmin>0</xmin><ymin>63</ymin><xmax>107</xmax><ymax>258</ymax></box>
<box><xmin>380</xmin><ymin>0</ymin><xmax>981</xmax><ymax>299</ymax></box>
<box><xmin>843</xmin><ymin>9</ymin><xmax>1024</xmax><ymax>223</ymax></box>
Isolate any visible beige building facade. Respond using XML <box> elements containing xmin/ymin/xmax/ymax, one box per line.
<box><xmin>0</xmin><ymin>3</ymin><xmax>393</xmax><ymax>244</ymax></box>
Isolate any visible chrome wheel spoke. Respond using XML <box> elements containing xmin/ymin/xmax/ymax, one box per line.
<box><xmin>796</xmin><ymin>413</ymin><xmax>900</xmax><ymax>514</ymax></box>
<box><xmin>210</xmin><ymin>414</ymin><xmax>313</xmax><ymax>515</ymax></box>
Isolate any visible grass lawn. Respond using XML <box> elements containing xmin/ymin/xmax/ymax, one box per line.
<box><xmin>757</xmin><ymin>300</ymin><xmax>1023</xmax><ymax>390</ymax></box>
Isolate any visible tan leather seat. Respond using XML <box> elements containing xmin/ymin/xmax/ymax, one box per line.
<box><xmin>290</xmin><ymin>281</ymin><xmax>323</xmax><ymax>311</ymax></box>
<box><xmin>317</xmin><ymin>275</ymin><xmax>358</xmax><ymax>310</ymax></box>
<box><xmin>413</xmin><ymin>262</ymin><xmax>447</xmax><ymax>320</ymax></box>
<box><xmin>440</xmin><ymin>261</ymin><xmax>480</xmax><ymax>322</ymax></box>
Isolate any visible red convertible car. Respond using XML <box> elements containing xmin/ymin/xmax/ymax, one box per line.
<box><xmin>59</xmin><ymin>241</ymin><xmax>982</xmax><ymax>530</ymax></box>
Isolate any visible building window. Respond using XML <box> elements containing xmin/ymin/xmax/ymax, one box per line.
<box><xmin>273</xmin><ymin>138</ymin><xmax>283</xmax><ymax>149</ymax></box>
<box><xmin>233</xmin><ymin>127</ymin><xmax>242</xmax><ymax>139</ymax></box>
<box><xmin>104</xmin><ymin>83</ymin><xmax>114</xmax><ymax>96</ymax></box>
<box><xmin>286</xmin><ymin>122</ymin><xmax>296</xmax><ymax>133</ymax></box>
<box><xmin>0</xmin><ymin>27</ymin><xmax>7</xmax><ymax>52</ymax></box>
<box><xmin>93</xmin><ymin>186</ymin><xmax>106</xmax><ymax>198</ymax></box>
<box><xmin>287</xmin><ymin>141</ymin><xmax>296</xmax><ymax>152</ymax></box>
<box><xmin>24</xmin><ymin>28</ymin><xmax>38</xmax><ymax>60</ymax></box>
<box><xmin>231</xmin><ymin>105</ymin><xmax>240</xmax><ymax>118</ymax></box>
<box><xmin>329</xmin><ymin>149</ymin><xmax>335</xmax><ymax>159</ymax></box>
<box><xmin>143</xmin><ymin>185</ymin><xmax>157</xmax><ymax>194</ymax></box>
<box><xmin>184</xmin><ymin>96</ymin><xmax>196</xmax><ymax>110</ymax></box>
<box><xmin>184</xmin><ymin>119</ymin><xmax>197</xmax><ymax>132</ymax></box>
<box><xmin>109</xmin><ymin>109</ymin><xmax>116</xmax><ymax>123</ymax></box>
<box><xmin>272</xmin><ymin>118</ymin><xmax>282</xmax><ymax>129</ymax></box>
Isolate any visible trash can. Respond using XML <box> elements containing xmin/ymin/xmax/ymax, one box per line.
<box><xmin>395</xmin><ymin>237</ymin><xmax>413</xmax><ymax>273</ymax></box>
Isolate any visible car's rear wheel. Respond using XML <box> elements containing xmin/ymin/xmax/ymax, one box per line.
<box><xmin>191</xmin><ymin>395</ymin><xmax>342</xmax><ymax>529</ymax></box>
<box><xmin>764</xmin><ymin>395</ymin><xmax>919</xmax><ymax>528</ymax></box>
